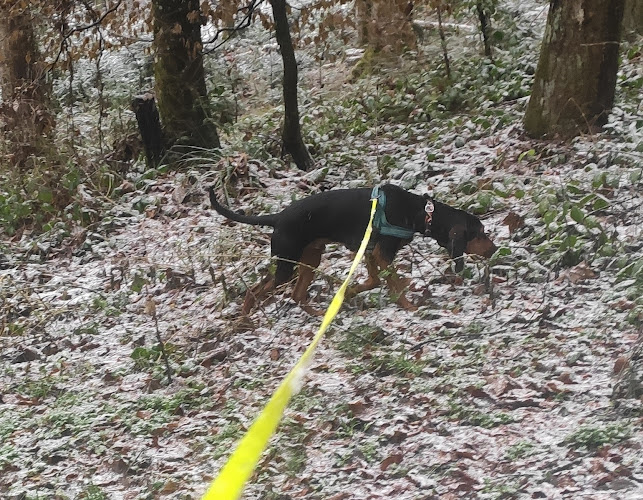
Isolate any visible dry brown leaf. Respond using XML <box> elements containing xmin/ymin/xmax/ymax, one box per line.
<box><xmin>144</xmin><ymin>296</ymin><xmax>156</xmax><ymax>316</ymax></box>
<box><xmin>503</xmin><ymin>211</ymin><xmax>526</xmax><ymax>233</ymax></box>
<box><xmin>613</xmin><ymin>357</ymin><xmax>628</xmax><ymax>375</ymax></box>
<box><xmin>465</xmin><ymin>385</ymin><xmax>492</xmax><ymax>399</ymax></box>
<box><xmin>556</xmin><ymin>261</ymin><xmax>597</xmax><ymax>284</ymax></box>
<box><xmin>347</xmin><ymin>400</ymin><xmax>366</xmax><ymax>415</ymax></box>
<box><xmin>380</xmin><ymin>453</ymin><xmax>403</xmax><ymax>471</ymax></box>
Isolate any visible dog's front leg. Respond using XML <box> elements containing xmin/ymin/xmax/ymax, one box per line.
<box><xmin>372</xmin><ymin>246</ymin><xmax>417</xmax><ymax>311</ymax></box>
<box><xmin>348</xmin><ymin>253</ymin><xmax>381</xmax><ymax>297</ymax></box>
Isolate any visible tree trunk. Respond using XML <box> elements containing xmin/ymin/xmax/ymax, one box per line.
<box><xmin>151</xmin><ymin>0</ymin><xmax>220</xmax><ymax>150</ymax></box>
<box><xmin>270</xmin><ymin>0</ymin><xmax>314</xmax><ymax>171</ymax></box>
<box><xmin>355</xmin><ymin>0</ymin><xmax>374</xmax><ymax>46</ymax></box>
<box><xmin>355</xmin><ymin>0</ymin><xmax>416</xmax><ymax>52</ymax></box>
<box><xmin>476</xmin><ymin>2</ymin><xmax>493</xmax><ymax>59</ymax></box>
<box><xmin>132</xmin><ymin>93</ymin><xmax>164</xmax><ymax>168</ymax></box>
<box><xmin>623</xmin><ymin>0</ymin><xmax>643</xmax><ymax>36</ymax></box>
<box><xmin>436</xmin><ymin>3</ymin><xmax>451</xmax><ymax>80</ymax></box>
<box><xmin>524</xmin><ymin>0</ymin><xmax>626</xmax><ymax>138</ymax></box>
<box><xmin>0</xmin><ymin>10</ymin><xmax>55</xmax><ymax>171</ymax></box>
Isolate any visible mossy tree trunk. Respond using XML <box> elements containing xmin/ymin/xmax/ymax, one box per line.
<box><xmin>623</xmin><ymin>0</ymin><xmax>643</xmax><ymax>36</ymax></box>
<box><xmin>476</xmin><ymin>2</ymin><xmax>493</xmax><ymax>59</ymax></box>
<box><xmin>0</xmin><ymin>6</ymin><xmax>69</xmax><ymax>223</ymax></box>
<box><xmin>132</xmin><ymin>94</ymin><xmax>164</xmax><ymax>168</ymax></box>
<box><xmin>152</xmin><ymin>0</ymin><xmax>220</xmax><ymax>150</ymax></box>
<box><xmin>0</xmin><ymin>9</ymin><xmax>55</xmax><ymax>171</ymax></box>
<box><xmin>524</xmin><ymin>0</ymin><xmax>625</xmax><ymax>138</ymax></box>
<box><xmin>355</xmin><ymin>0</ymin><xmax>415</xmax><ymax>52</ymax></box>
<box><xmin>270</xmin><ymin>0</ymin><xmax>314</xmax><ymax>171</ymax></box>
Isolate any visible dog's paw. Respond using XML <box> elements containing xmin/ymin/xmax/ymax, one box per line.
<box><xmin>396</xmin><ymin>295</ymin><xmax>418</xmax><ymax>312</ymax></box>
<box><xmin>232</xmin><ymin>315</ymin><xmax>256</xmax><ymax>332</ymax></box>
<box><xmin>300</xmin><ymin>304</ymin><xmax>325</xmax><ymax>317</ymax></box>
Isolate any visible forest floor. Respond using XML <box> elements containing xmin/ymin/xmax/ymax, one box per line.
<box><xmin>2</xmin><ymin>3</ymin><xmax>643</xmax><ymax>500</ymax></box>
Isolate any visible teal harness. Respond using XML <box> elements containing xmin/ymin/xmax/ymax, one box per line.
<box><xmin>370</xmin><ymin>186</ymin><xmax>417</xmax><ymax>239</ymax></box>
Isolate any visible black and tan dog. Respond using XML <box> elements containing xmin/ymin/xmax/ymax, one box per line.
<box><xmin>209</xmin><ymin>184</ymin><xmax>496</xmax><ymax>313</ymax></box>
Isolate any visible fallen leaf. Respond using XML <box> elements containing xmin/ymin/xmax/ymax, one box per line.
<box><xmin>612</xmin><ymin>299</ymin><xmax>635</xmax><ymax>311</ymax></box>
<box><xmin>388</xmin><ymin>430</ymin><xmax>407</xmax><ymax>444</ymax></box>
<box><xmin>503</xmin><ymin>211</ymin><xmax>525</xmax><ymax>233</ymax></box>
<box><xmin>465</xmin><ymin>385</ymin><xmax>492</xmax><ymax>399</ymax></box>
<box><xmin>613</xmin><ymin>357</ymin><xmax>628</xmax><ymax>375</ymax></box>
<box><xmin>347</xmin><ymin>400</ymin><xmax>366</xmax><ymax>416</ymax></box>
<box><xmin>556</xmin><ymin>262</ymin><xmax>597</xmax><ymax>284</ymax></box>
<box><xmin>160</xmin><ymin>480</ymin><xmax>180</xmax><ymax>494</ymax></box>
<box><xmin>144</xmin><ymin>296</ymin><xmax>156</xmax><ymax>316</ymax></box>
<box><xmin>380</xmin><ymin>453</ymin><xmax>403</xmax><ymax>471</ymax></box>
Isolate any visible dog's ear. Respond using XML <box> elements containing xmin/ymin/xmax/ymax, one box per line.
<box><xmin>448</xmin><ymin>226</ymin><xmax>466</xmax><ymax>273</ymax></box>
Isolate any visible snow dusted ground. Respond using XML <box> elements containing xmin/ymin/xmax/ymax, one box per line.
<box><xmin>2</xmin><ymin>1</ymin><xmax>642</xmax><ymax>499</ymax></box>
<box><xmin>1</xmin><ymin>119</ymin><xmax>641</xmax><ymax>498</ymax></box>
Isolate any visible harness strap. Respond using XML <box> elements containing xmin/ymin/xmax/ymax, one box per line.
<box><xmin>370</xmin><ymin>186</ymin><xmax>417</xmax><ymax>240</ymax></box>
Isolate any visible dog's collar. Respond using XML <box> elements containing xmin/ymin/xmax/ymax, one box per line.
<box><xmin>424</xmin><ymin>199</ymin><xmax>434</xmax><ymax>236</ymax></box>
<box><xmin>370</xmin><ymin>186</ymin><xmax>417</xmax><ymax>240</ymax></box>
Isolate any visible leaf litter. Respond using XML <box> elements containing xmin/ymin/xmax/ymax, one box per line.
<box><xmin>2</xmin><ymin>4</ymin><xmax>643</xmax><ymax>500</ymax></box>
<box><xmin>3</xmin><ymin>132</ymin><xmax>641</xmax><ymax>498</ymax></box>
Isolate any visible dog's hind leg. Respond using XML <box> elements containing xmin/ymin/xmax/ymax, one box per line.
<box><xmin>241</xmin><ymin>256</ymin><xmax>296</xmax><ymax>314</ymax></box>
<box><xmin>241</xmin><ymin>256</ymin><xmax>297</xmax><ymax>315</ymax></box>
<box><xmin>241</xmin><ymin>245</ymin><xmax>298</xmax><ymax>314</ymax></box>
<box><xmin>291</xmin><ymin>243</ymin><xmax>324</xmax><ymax>304</ymax></box>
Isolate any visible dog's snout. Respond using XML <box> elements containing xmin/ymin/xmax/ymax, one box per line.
<box><xmin>466</xmin><ymin>235</ymin><xmax>497</xmax><ymax>258</ymax></box>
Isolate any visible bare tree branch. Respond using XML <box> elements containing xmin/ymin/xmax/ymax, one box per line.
<box><xmin>202</xmin><ymin>0</ymin><xmax>265</xmax><ymax>55</ymax></box>
<box><xmin>51</xmin><ymin>0</ymin><xmax>123</xmax><ymax>67</ymax></box>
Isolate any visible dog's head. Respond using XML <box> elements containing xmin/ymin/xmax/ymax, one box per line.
<box><xmin>425</xmin><ymin>195</ymin><xmax>497</xmax><ymax>272</ymax></box>
<box><xmin>447</xmin><ymin>215</ymin><xmax>497</xmax><ymax>272</ymax></box>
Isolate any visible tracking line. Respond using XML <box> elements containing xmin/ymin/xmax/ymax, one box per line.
<box><xmin>202</xmin><ymin>197</ymin><xmax>377</xmax><ymax>500</ymax></box>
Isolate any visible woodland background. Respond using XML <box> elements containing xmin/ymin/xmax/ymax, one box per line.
<box><xmin>1</xmin><ymin>0</ymin><xmax>642</xmax><ymax>499</ymax></box>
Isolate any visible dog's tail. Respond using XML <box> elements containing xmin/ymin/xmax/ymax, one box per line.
<box><xmin>208</xmin><ymin>187</ymin><xmax>278</xmax><ymax>227</ymax></box>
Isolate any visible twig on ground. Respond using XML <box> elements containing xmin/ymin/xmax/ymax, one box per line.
<box><xmin>145</xmin><ymin>295</ymin><xmax>172</xmax><ymax>384</ymax></box>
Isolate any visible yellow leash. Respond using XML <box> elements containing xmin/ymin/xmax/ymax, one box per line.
<box><xmin>202</xmin><ymin>197</ymin><xmax>377</xmax><ymax>500</ymax></box>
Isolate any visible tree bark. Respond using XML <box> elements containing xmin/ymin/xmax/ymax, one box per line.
<box><xmin>132</xmin><ymin>93</ymin><xmax>164</xmax><ymax>168</ymax></box>
<box><xmin>355</xmin><ymin>0</ymin><xmax>374</xmax><ymax>46</ymax></box>
<box><xmin>0</xmin><ymin>10</ymin><xmax>55</xmax><ymax>171</ymax></box>
<box><xmin>152</xmin><ymin>0</ymin><xmax>220</xmax><ymax>150</ymax></box>
<box><xmin>436</xmin><ymin>3</ymin><xmax>451</xmax><ymax>80</ymax></box>
<box><xmin>476</xmin><ymin>2</ymin><xmax>493</xmax><ymax>59</ymax></box>
<box><xmin>355</xmin><ymin>0</ymin><xmax>416</xmax><ymax>52</ymax></box>
<box><xmin>623</xmin><ymin>0</ymin><xmax>643</xmax><ymax>36</ymax></box>
<box><xmin>524</xmin><ymin>0</ymin><xmax>626</xmax><ymax>138</ymax></box>
<box><xmin>270</xmin><ymin>0</ymin><xmax>314</xmax><ymax>171</ymax></box>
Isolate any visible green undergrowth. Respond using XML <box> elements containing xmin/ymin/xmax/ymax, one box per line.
<box><xmin>232</xmin><ymin>42</ymin><xmax>539</xmax><ymax>173</ymax></box>
<box><xmin>452</xmin><ymin>159</ymin><xmax>641</xmax><ymax>275</ymax></box>
<box><xmin>564</xmin><ymin>423</ymin><xmax>633</xmax><ymax>451</ymax></box>
<box><xmin>447</xmin><ymin>402</ymin><xmax>516</xmax><ymax>428</ymax></box>
<box><xmin>335</xmin><ymin>323</ymin><xmax>427</xmax><ymax>377</ymax></box>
